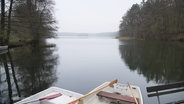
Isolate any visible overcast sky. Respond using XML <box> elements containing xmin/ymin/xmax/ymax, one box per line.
<box><xmin>54</xmin><ymin>0</ymin><xmax>142</xmax><ymax>33</ymax></box>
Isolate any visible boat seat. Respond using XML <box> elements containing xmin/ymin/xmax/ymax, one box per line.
<box><xmin>97</xmin><ymin>91</ymin><xmax>138</xmax><ymax>104</ymax></box>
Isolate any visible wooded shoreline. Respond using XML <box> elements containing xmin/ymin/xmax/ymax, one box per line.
<box><xmin>119</xmin><ymin>0</ymin><xmax>184</xmax><ymax>41</ymax></box>
<box><xmin>0</xmin><ymin>0</ymin><xmax>56</xmax><ymax>45</ymax></box>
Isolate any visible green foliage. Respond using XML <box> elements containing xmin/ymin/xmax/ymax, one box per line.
<box><xmin>0</xmin><ymin>0</ymin><xmax>57</xmax><ymax>44</ymax></box>
<box><xmin>119</xmin><ymin>0</ymin><xmax>184</xmax><ymax>40</ymax></box>
<box><xmin>12</xmin><ymin>0</ymin><xmax>57</xmax><ymax>40</ymax></box>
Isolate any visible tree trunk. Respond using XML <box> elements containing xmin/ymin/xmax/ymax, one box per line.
<box><xmin>1</xmin><ymin>0</ymin><xmax>5</xmax><ymax>44</ymax></box>
<box><xmin>6</xmin><ymin>0</ymin><xmax>14</xmax><ymax>44</ymax></box>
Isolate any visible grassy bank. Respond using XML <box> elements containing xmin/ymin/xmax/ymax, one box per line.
<box><xmin>116</xmin><ymin>36</ymin><xmax>142</xmax><ymax>41</ymax></box>
<box><xmin>117</xmin><ymin>33</ymin><xmax>184</xmax><ymax>42</ymax></box>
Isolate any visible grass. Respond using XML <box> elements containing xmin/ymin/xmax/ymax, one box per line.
<box><xmin>9</xmin><ymin>35</ymin><xmax>21</xmax><ymax>44</ymax></box>
<box><xmin>116</xmin><ymin>36</ymin><xmax>137</xmax><ymax>40</ymax></box>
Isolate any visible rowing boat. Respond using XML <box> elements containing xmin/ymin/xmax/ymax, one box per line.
<box><xmin>15</xmin><ymin>80</ymin><xmax>143</xmax><ymax>104</ymax></box>
<box><xmin>15</xmin><ymin>87</ymin><xmax>83</xmax><ymax>104</ymax></box>
<box><xmin>70</xmin><ymin>81</ymin><xmax>143</xmax><ymax>104</ymax></box>
<box><xmin>0</xmin><ymin>45</ymin><xmax>8</xmax><ymax>51</ymax></box>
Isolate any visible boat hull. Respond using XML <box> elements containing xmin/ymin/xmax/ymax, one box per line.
<box><xmin>79</xmin><ymin>82</ymin><xmax>143</xmax><ymax>104</ymax></box>
<box><xmin>15</xmin><ymin>82</ymin><xmax>143</xmax><ymax>104</ymax></box>
<box><xmin>0</xmin><ymin>45</ymin><xmax>8</xmax><ymax>51</ymax></box>
<box><xmin>15</xmin><ymin>87</ymin><xmax>83</xmax><ymax>104</ymax></box>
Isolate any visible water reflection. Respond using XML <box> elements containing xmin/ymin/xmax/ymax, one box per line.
<box><xmin>119</xmin><ymin>40</ymin><xmax>184</xmax><ymax>84</ymax></box>
<box><xmin>0</xmin><ymin>41</ymin><xmax>58</xmax><ymax>103</ymax></box>
<box><xmin>0</xmin><ymin>50</ymin><xmax>13</xmax><ymax>104</ymax></box>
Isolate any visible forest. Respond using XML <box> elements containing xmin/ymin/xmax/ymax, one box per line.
<box><xmin>119</xmin><ymin>0</ymin><xmax>184</xmax><ymax>41</ymax></box>
<box><xmin>0</xmin><ymin>0</ymin><xmax>56</xmax><ymax>45</ymax></box>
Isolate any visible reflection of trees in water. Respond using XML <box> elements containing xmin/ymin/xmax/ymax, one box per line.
<box><xmin>119</xmin><ymin>40</ymin><xmax>184</xmax><ymax>84</ymax></box>
<box><xmin>11</xmin><ymin>41</ymin><xmax>58</xmax><ymax>97</ymax></box>
<box><xmin>0</xmin><ymin>41</ymin><xmax>58</xmax><ymax>103</ymax></box>
<box><xmin>0</xmin><ymin>51</ymin><xmax>20</xmax><ymax>104</ymax></box>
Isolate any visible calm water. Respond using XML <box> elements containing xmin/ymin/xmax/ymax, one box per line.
<box><xmin>0</xmin><ymin>36</ymin><xmax>184</xmax><ymax>104</ymax></box>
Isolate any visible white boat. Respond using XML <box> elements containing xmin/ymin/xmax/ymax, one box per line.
<box><xmin>15</xmin><ymin>80</ymin><xmax>143</xmax><ymax>104</ymax></box>
<box><xmin>68</xmin><ymin>80</ymin><xmax>143</xmax><ymax>104</ymax></box>
<box><xmin>0</xmin><ymin>45</ymin><xmax>8</xmax><ymax>51</ymax></box>
<box><xmin>15</xmin><ymin>87</ymin><xmax>83</xmax><ymax>104</ymax></box>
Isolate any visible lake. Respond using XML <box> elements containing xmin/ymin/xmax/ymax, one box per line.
<box><xmin>0</xmin><ymin>36</ymin><xmax>184</xmax><ymax>104</ymax></box>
